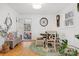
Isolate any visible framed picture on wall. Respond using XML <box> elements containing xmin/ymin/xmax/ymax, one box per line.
<box><xmin>65</xmin><ymin>11</ymin><xmax>74</xmax><ymax>26</ymax></box>
<box><xmin>24</xmin><ymin>24</ymin><xmax>31</xmax><ymax>31</ymax></box>
<box><xmin>23</xmin><ymin>18</ymin><xmax>32</xmax><ymax>40</ymax></box>
<box><xmin>65</xmin><ymin>19</ymin><xmax>74</xmax><ymax>26</ymax></box>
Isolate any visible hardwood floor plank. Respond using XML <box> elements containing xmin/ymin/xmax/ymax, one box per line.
<box><xmin>0</xmin><ymin>41</ymin><xmax>39</xmax><ymax>56</ymax></box>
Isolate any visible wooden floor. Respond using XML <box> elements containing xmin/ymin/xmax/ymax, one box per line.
<box><xmin>0</xmin><ymin>41</ymin><xmax>39</xmax><ymax>56</ymax></box>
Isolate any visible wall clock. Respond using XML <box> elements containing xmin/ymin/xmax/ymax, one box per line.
<box><xmin>40</xmin><ymin>17</ymin><xmax>48</xmax><ymax>27</ymax></box>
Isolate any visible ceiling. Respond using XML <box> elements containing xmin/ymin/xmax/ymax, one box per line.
<box><xmin>7</xmin><ymin>3</ymin><xmax>74</xmax><ymax>15</ymax></box>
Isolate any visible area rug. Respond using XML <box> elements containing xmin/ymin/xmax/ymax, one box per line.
<box><xmin>26</xmin><ymin>42</ymin><xmax>61</xmax><ymax>56</ymax></box>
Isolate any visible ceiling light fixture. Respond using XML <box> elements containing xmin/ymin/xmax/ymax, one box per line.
<box><xmin>32</xmin><ymin>3</ymin><xmax>42</xmax><ymax>9</ymax></box>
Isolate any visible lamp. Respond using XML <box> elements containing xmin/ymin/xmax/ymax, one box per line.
<box><xmin>32</xmin><ymin>3</ymin><xmax>42</xmax><ymax>9</ymax></box>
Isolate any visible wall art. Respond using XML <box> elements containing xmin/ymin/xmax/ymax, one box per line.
<box><xmin>65</xmin><ymin>11</ymin><xmax>74</xmax><ymax>26</ymax></box>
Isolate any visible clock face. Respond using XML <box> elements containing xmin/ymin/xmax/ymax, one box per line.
<box><xmin>40</xmin><ymin>17</ymin><xmax>48</xmax><ymax>27</ymax></box>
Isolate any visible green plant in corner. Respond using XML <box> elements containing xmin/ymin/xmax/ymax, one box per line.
<box><xmin>59</xmin><ymin>39</ymin><xmax>68</xmax><ymax>55</ymax></box>
<box><xmin>69</xmin><ymin>49</ymin><xmax>78</xmax><ymax>56</ymax></box>
<box><xmin>59</xmin><ymin>39</ymin><xmax>78</xmax><ymax>56</ymax></box>
<box><xmin>74</xmin><ymin>50</ymin><xmax>78</xmax><ymax>56</ymax></box>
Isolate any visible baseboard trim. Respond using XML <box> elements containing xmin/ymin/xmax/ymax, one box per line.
<box><xmin>68</xmin><ymin>45</ymin><xmax>79</xmax><ymax>49</ymax></box>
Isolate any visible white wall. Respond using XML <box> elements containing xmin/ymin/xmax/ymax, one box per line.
<box><xmin>19</xmin><ymin>14</ymin><xmax>56</xmax><ymax>40</ymax></box>
<box><xmin>56</xmin><ymin>3</ymin><xmax>79</xmax><ymax>49</ymax></box>
<box><xmin>1</xmin><ymin>3</ymin><xmax>79</xmax><ymax>50</ymax></box>
<box><xmin>0</xmin><ymin>3</ymin><xmax>18</xmax><ymax>32</ymax></box>
<box><xmin>0</xmin><ymin>3</ymin><xmax>57</xmax><ymax>40</ymax></box>
<box><xmin>0</xmin><ymin>4</ymin><xmax>19</xmax><ymax>47</ymax></box>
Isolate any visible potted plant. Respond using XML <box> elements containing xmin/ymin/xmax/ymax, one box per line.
<box><xmin>59</xmin><ymin>39</ymin><xmax>68</xmax><ymax>55</ymax></box>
